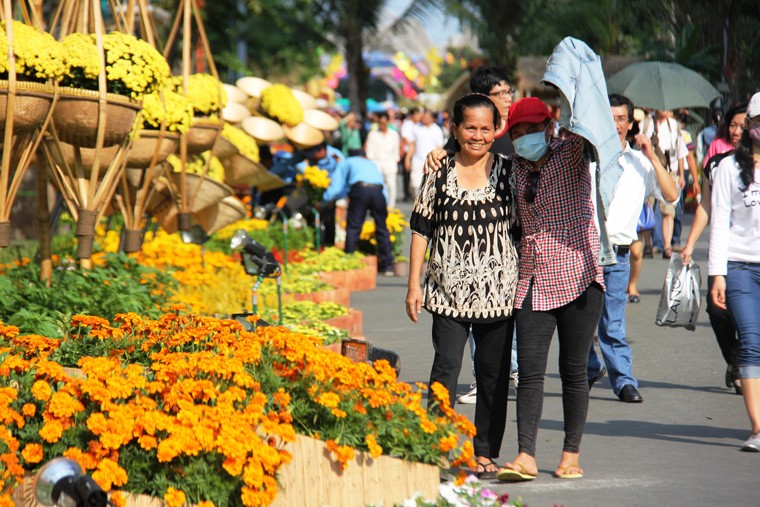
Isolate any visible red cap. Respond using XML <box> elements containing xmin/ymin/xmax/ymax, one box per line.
<box><xmin>506</xmin><ymin>97</ymin><xmax>550</xmax><ymax>131</ymax></box>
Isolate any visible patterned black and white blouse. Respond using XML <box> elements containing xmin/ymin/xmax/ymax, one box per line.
<box><xmin>410</xmin><ymin>154</ymin><xmax>519</xmax><ymax>322</ymax></box>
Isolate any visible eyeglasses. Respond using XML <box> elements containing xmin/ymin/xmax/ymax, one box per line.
<box><xmin>489</xmin><ymin>89</ymin><xmax>516</xmax><ymax>99</ymax></box>
<box><xmin>525</xmin><ymin>170</ymin><xmax>540</xmax><ymax>204</ymax></box>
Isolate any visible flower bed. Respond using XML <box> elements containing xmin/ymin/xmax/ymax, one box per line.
<box><xmin>0</xmin><ymin>310</ymin><xmax>475</xmax><ymax>507</ymax></box>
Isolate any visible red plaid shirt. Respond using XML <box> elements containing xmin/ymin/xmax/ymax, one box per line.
<box><xmin>512</xmin><ymin>136</ymin><xmax>604</xmax><ymax>311</ymax></box>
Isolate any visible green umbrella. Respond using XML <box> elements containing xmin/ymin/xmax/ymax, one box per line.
<box><xmin>606</xmin><ymin>61</ymin><xmax>720</xmax><ymax>110</ymax></box>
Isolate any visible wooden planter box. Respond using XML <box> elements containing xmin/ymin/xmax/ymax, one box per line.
<box><xmin>271</xmin><ymin>434</ymin><xmax>439</xmax><ymax>507</ymax></box>
<box><xmin>323</xmin><ymin>309</ymin><xmax>363</xmax><ymax>338</ymax></box>
<box><xmin>285</xmin><ymin>287</ymin><xmax>351</xmax><ymax>307</ymax></box>
<box><xmin>319</xmin><ymin>256</ymin><xmax>378</xmax><ymax>292</ymax></box>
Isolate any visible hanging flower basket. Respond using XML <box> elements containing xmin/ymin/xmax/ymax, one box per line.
<box><xmin>47</xmin><ymin>139</ymin><xmax>120</xmax><ymax>169</ymax></box>
<box><xmin>52</xmin><ymin>87</ymin><xmax>140</xmax><ymax>148</ymax></box>
<box><xmin>127</xmin><ymin>130</ymin><xmax>180</xmax><ymax>168</ymax></box>
<box><xmin>194</xmin><ymin>196</ymin><xmax>247</xmax><ymax>235</ymax></box>
<box><xmin>0</xmin><ymin>80</ymin><xmax>55</xmax><ymax>135</ymax></box>
<box><xmin>184</xmin><ymin>118</ymin><xmax>221</xmax><ymax>155</ymax></box>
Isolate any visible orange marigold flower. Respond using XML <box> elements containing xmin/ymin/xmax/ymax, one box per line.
<box><xmin>438</xmin><ymin>434</ymin><xmax>458</xmax><ymax>453</ymax></box>
<box><xmin>331</xmin><ymin>408</ymin><xmax>347</xmax><ymax>418</ymax></box>
<box><xmin>92</xmin><ymin>458</ymin><xmax>128</xmax><ymax>491</ymax></box>
<box><xmin>164</xmin><ymin>487</ymin><xmax>186</xmax><ymax>507</ymax></box>
<box><xmin>31</xmin><ymin>380</ymin><xmax>52</xmax><ymax>401</ymax></box>
<box><xmin>110</xmin><ymin>491</ymin><xmax>126</xmax><ymax>507</ymax></box>
<box><xmin>39</xmin><ymin>419</ymin><xmax>63</xmax><ymax>443</ymax></box>
<box><xmin>21</xmin><ymin>443</ymin><xmax>43</xmax><ymax>464</ymax></box>
<box><xmin>48</xmin><ymin>392</ymin><xmax>84</xmax><ymax>419</ymax></box>
<box><xmin>197</xmin><ymin>502</ymin><xmax>214</xmax><ymax>507</ymax></box>
<box><xmin>316</xmin><ymin>392</ymin><xmax>340</xmax><ymax>409</ymax></box>
<box><xmin>21</xmin><ymin>403</ymin><xmax>36</xmax><ymax>417</ymax></box>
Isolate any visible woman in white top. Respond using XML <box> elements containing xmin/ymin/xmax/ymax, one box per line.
<box><xmin>708</xmin><ymin>92</ymin><xmax>760</xmax><ymax>452</ymax></box>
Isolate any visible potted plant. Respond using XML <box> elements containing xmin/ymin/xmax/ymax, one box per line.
<box><xmin>127</xmin><ymin>88</ymin><xmax>194</xmax><ymax>170</ymax></box>
<box><xmin>54</xmin><ymin>31</ymin><xmax>170</xmax><ymax>148</ymax></box>
<box><xmin>0</xmin><ymin>20</ymin><xmax>65</xmax><ymax>134</ymax></box>
<box><xmin>172</xmin><ymin>73</ymin><xmax>228</xmax><ymax>154</ymax></box>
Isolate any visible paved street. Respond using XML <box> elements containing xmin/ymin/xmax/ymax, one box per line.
<box><xmin>351</xmin><ymin>203</ymin><xmax>759</xmax><ymax>507</ymax></box>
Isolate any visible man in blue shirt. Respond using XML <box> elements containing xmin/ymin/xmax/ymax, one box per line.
<box><xmin>323</xmin><ymin>149</ymin><xmax>394</xmax><ymax>274</ymax></box>
<box><xmin>296</xmin><ymin>143</ymin><xmax>343</xmax><ymax>246</ymax></box>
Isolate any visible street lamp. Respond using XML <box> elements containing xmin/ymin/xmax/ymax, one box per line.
<box><xmin>230</xmin><ymin>229</ymin><xmax>282</xmax><ymax>327</ymax></box>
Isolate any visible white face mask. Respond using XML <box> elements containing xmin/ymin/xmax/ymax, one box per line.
<box><xmin>513</xmin><ymin>131</ymin><xmax>549</xmax><ymax>161</ymax></box>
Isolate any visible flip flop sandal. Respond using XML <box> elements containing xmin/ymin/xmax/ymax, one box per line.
<box><xmin>555</xmin><ymin>464</ymin><xmax>584</xmax><ymax>479</ymax></box>
<box><xmin>474</xmin><ymin>458</ymin><xmax>499</xmax><ymax>480</ymax></box>
<box><xmin>497</xmin><ymin>462</ymin><xmax>537</xmax><ymax>482</ymax></box>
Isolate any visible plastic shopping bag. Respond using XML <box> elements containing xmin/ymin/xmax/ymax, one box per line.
<box><xmin>655</xmin><ymin>256</ymin><xmax>701</xmax><ymax>331</ymax></box>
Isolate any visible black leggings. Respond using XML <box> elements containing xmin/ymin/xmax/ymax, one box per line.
<box><xmin>429</xmin><ymin>314</ymin><xmax>514</xmax><ymax>458</ymax></box>
<box><xmin>515</xmin><ymin>283</ymin><xmax>604</xmax><ymax>456</ymax></box>
<box><xmin>706</xmin><ymin>275</ymin><xmax>739</xmax><ymax>370</ymax></box>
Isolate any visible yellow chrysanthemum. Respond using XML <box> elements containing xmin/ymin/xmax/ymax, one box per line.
<box><xmin>260</xmin><ymin>84</ymin><xmax>303</xmax><ymax>127</ymax></box>
<box><xmin>0</xmin><ymin>21</ymin><xmax>67</xmax><ymax>81</ymax></box>
<box><xmin>222</xmin><ymin>124</ymin><xmax>260</xmax><ymax>162</ymax></box>
<box><xmin>172</xmin><ymin>73</ymin><xmax>228</xmax><ymax>115</ymax></box>
<box><xmin>141</xmin><ymin>88</ymin><xmax>194</xmax><ymax>134</ymax></box>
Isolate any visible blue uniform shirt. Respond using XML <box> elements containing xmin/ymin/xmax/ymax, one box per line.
<box><xmin>296</xmin><ymin>145</ymin><xmax>344</xmax><ymax>176</ymax></box>
<box><xmin>323</xmin><ymin>156</ymin><xmax>388</xmax><ymax>203</ymax></box>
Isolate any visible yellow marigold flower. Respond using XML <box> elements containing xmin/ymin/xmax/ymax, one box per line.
<box><xmin>31</xmin><ymin>380</ymin><xmax>52</xmax><ymax>401</ymax></box>
<box><xmin>21</xmin><ymin>443</ymin><xmax>43</xmax><ymax>464</ymax></box>
<box><xmin>163</xmin><ymin>487</ymin><xmax>186</xmax><ymax>507</ymax></box>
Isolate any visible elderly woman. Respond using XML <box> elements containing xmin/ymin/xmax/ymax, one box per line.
<box><xmin>406</xmin><ymin>93</ymin><xmax>519</xmax><ymax>479</ymax></box>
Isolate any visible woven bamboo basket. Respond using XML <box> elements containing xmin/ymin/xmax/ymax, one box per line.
<box><xmin>52</xmin><ymin>87</ymin><xmax>140</xmax><ymax>148</ymax></box>
<box><xmin>0</xmin><ymin>80</ymin><xmax>55</xmax><ymax>135</ymax></box>
<box><xmin>240</xmin><ymin>116</ymin><xmax>284</xmax><ymax>144</ymax></box>
<box><xmin>185</xmin><ymin>118</ymin><xmax>221</xmax><ymax>155</ymax></box>
<box><xmin>194</xmin><ymin>196</ymin><xmax>247</xmax><ymax>235</ymax></box>
<box><xmin>283</xmin><ymin>122</ymin><xmax>324</xmax><ymax>149</ymax></box>
<box><xmin>224</xmin><ymin>154</ymin><xmax>285</xmax><ymax>191</ymax></box>
<box><xmin>168</xmin><ymin>172</ymin><xmax>233</xmax><ymax>213</ymax></box>
<box><xmin>303</xmin><ymin>108</ymin><xmax>339</xmax><ymax>132</ymax></box>
<box><xmin>214</xmin><ymin>137</ymin><xmax>238</xmax><ymax>160</ymax></box>
<box><xmin>127</xmin><ymin>130</ymin><xmax>180</xmax><ymax>169</ymax></box>
<box><xmin>47</xmin><ymin>140</ymin><xmax>120</xmax><ymax>170</ymax></box>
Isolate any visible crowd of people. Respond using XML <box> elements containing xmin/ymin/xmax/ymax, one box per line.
<box><xmin>400</xmin><ymin>49</ymin><xmax>760</xmax><ymax>482</ymax></box>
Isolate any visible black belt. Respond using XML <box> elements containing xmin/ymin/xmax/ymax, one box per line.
<box><xmin>352</xmin><ymin>182</ymin><xmax>383</xmax><ymax>189</ymax></box>
<box><xmin>614</xmin><ymin>244</ymin><xmax>630</xmax><ymax>255</ymax></box>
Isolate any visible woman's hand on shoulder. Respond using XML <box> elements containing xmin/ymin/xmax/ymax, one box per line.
<box><xmin>424</xmin><ymin>148</ymin><xmax>448</xmax><ymax>174</ymax></box>
<box><xmin>405</xmin><ymin>285</ymin><xmax>423</xmax><ymax>323</ymax></box>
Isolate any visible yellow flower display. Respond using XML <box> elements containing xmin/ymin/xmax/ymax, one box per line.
<box><xmin>172</xmin><ymin>73</ymin><xmax>228</xmax><ymax>116</ymax></box>
<box><xmin>294</xmin><ymin>165</ymin><xmax>330</xmax><ymax>206</ymax></box>
<box><xmin>359</xmin><ymin>208</ymin><xmax>409</xmax><ymax>258</ymax></box>
<box><xmin>260</xmin><ymin>84</ymin><xmax>303</xmax><ymax>127</ymax></box>
<box><xmin>0</xmin><ymin>21</ymin><xmax>67</xmax><ymax>82</ymax></box>
<box><xmin>61</xmin><ymin>31</ymin><xmax>170</xmax><ymax>99</ymax></box>
<box><xmin>166</xmin><ymin>152</ymin><xmax>225</xmax><ymax>183</ymax></box>
<box><xmin>222</xmin><ymin>124</ymin><xmax>260</xmax><ymax>162</ymax></box>
<box><xmin>140</xmin><ymin>88</ymin><xmax>194</xmax><ymax>134</ymax></box>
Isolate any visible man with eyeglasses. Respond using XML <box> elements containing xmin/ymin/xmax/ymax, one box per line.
<box><xmin>587</xmin><ymin>94</ymin><xmax>679</xmax><ymax>404</ymax></box>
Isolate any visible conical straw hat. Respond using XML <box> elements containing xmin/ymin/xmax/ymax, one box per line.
<box><xmin>303</xmin><ymin>109</ymin><xmax>339</xmax><ymax>131</ymax></box>
<box><xmin>237</xmin><ymin>76</ymin><xmax>272</xmax><ymax>98</ymax></box>
<box><xmin>241</xmin><ymin>116</ymin><xmax>285</xmax><ymax>144</ymax></box>
<box><xmin>222</xmin><ymin>102</ymin><xmax>251</xmax><ymax>124</ymax></box>
<box><xmin>223</xmin><ymin>83</ymin><xmax>248</xmax><ymax>104</ymax></box>
<box><xmin>290</xmin><ymin>88</ymin><xmax>318</xmax><ymax>110</ymax></box>
<box><xmin>195</xmin><ymin>196</ymin><xmax>248</xmax><ymax>235</ymax></box>
<box><xmin>283</xmin><ymin>122</ymin><xmax>324</xmax><ymax>149</ymax></box>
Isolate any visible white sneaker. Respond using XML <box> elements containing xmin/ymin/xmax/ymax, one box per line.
<box><xmin>741</xmin><ymin>432</ymin><xmax>760</xmax><ymax>452</ymax></box>
<box><xmin>457</xmin><ymin>383</ymin><xmax>477</xmax><ymax>404</ymax></box>
<box><xmin>509</xmin><ymin>370</ymin><xmax>519</xmax><ymax>388</ymax></box>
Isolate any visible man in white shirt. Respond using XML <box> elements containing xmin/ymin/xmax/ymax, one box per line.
<box><xmin>640</xmin><ymin>110</ymin><xmax>688</xmax><ymax>257</ymax></box>
<box><xmin>365</xmin><ymin>111</ymin><xmax>401</xmax><ymax>208</ymax></box>
<box><xmin>588</xmin><ymin>94</ymin><xmax>680</xmax><ymax>403</ymax></box>
<box><xmin>400</xmin><ymin>108</ymin><xmax>421</xmax><ymax>202</ymax></box>
<box><xmin>407</xmin><ymin>110</ymin><xmax>444</xmax><ymax>198</ymax></box>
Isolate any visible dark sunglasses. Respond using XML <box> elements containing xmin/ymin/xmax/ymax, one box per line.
<box><xmin>525</xmin><ymin>171</ymin><xmax>540</xmax><ymax>204</ymax></box>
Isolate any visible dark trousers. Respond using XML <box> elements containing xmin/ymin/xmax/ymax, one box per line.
<box><xmin>706</xmin><ymin>275</ymin><xmax>739</xmax><ymax>368</ymax></box>
<box><xmin>321</xmin><ymin>201</ymin><xmax>336</xmax><ymax>247</ymax></box>
<box><xmin>429</xmin><ymin>314</ymin><xmax>514</xmax><ymax>458</ymax></box>
<box><xmin>401</xmin><ymin>162</ymin><xmax>412</xmax><ymax>201</ymax></box>
<box><xmin>344</xmin><ymin>184</ymin><xmax>393</xmax><ymax>271</ymax></box>
<box><xmin>515</xmin><ymin>283</ymin><xmax>604</xmax><ymax>456</ymax></box>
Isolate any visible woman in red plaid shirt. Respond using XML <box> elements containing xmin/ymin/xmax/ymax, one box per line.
<box><xmin>495</xmin><ymin>97</ymin><xmax>605</xmax><ymax>482</ymax></box>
